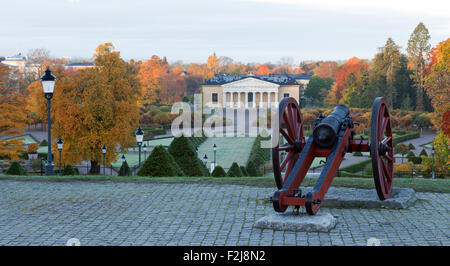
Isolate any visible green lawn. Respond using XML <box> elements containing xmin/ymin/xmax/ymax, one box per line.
<box><xmin>197</xmin><ymin>137</ymin><xmax>256</xmax><ymax>170</ymax></box>
<box><xmin>0</xmin><ymin>175</ymin><xmax>448</xmax><ymax>193</ymax></box>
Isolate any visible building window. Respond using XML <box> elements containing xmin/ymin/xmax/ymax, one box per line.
<box><xmin>212</xmin><ymin>93</ymin><xmax>218</xmax><ymax>104</ymax></box>
<box><xmin>284</xmin><ymin>93</ymin><xmax>290</xmax><ymax>98</ymax></box>
<box><xmin>248</xmin><ymin>92</ymin><xmax>253</xmax><ymax>102</ymax></box>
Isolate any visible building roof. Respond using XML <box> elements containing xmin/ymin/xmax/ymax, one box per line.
<box><xmin>287</xmin><ymin>73</ymin><xmax>312</xmax><ymax>80</ymax></box>
<box><xmin>67</xmin><ymin>62</ymin><xmax>94</xmax><ymax>67</ymax></box>
<box><xmin>203</xmin><ymin>74</ymin><xmax>300</xmax><ymax>85</ymax></box>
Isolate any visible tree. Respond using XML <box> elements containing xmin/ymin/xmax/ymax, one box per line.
<box><xmin>407</xmin><ymin>22</ymin><xmax>431</xmax><ymax>111</ymax></box>
<box><xmin>211</xmin><ymin>166</ymin><xmax>227</xmax><ymax>177</ymax></box>
<box><xmin>52</xmin><ymin>43</ymin><xmax>140</xmax><ymax>174</ymax></box>
<box><xmin>256</xmin><ymin>64</ymin><xmax>271</xmax><ymax>75</ymax></box>
<box><xmin>313</xmin><ymin>61</ymin><xmax>338</xmax><ymax>78</ymax></box>
<box><xmin>424</xmin><ymin>38</ymin><xmax>450</xmax><ymax>132</ymax></box>
<box><xmin>227</xmin><ymin>162</ymin><xmax>243</xmax><ymax>177</ymax></box>
<box><xmin>206</xmin><ymin>53</ymin><xmax>220</xmax><ymax>78</ymax></box>
<box><xmin>304</xmin><ymin>75</ymin><xmax>333</xmax><ymax>106</ymax></box>
<box><xmin>6</xmin><ymin>161</ymin><xmax>27</xmax><ymax>175</ymax></box>
<box><xmin>0</xmin><ymin>64</ymin><xmax>27</xmax><ymax>159</ymax></box>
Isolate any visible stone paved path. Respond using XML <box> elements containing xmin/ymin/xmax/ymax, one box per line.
<box><xmin>0</xmin><ymin>179</ymin><xmax>448</xmax><ymax>246</ymax></box>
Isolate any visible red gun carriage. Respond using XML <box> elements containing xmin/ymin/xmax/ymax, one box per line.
<box><xmin>271</xmin><ymin>97</ymin><xmax>394</xmax><ymax>215</ymax></box>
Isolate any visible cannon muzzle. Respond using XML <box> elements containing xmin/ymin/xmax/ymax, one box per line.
<box><xmin>313</xmin><ymin>105</ymin><xmax>350</xmax><ymax>148</ymax></box>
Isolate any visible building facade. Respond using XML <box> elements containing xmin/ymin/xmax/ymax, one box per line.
<box><xmin>201</xmin><ymin>74</ymin><xmax>310</xmax><ymax>108</ymax></box>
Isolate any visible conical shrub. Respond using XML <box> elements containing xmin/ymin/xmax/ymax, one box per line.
<box><xmin>240</xmin><ymin>166</ymin><xmax>248</xmax><ymax>176</ymax></box>
<box><xmin>246</xmin><ymin>161</ymin><xmax>258</xmax><ymax>177</ymax></box>
<box><xmin>119</xmin><ymin>161</ymin><xmax>131</xmax><ymax>176</ymax></box>
<box><xmin>211</xmin><ymin>166</ymin><xmax>227</xmax><ymax>177</ymax></box>
<box><xmin>168</xmin><ymin>136</ymin><xmax>209</xmax><ymax>176</ymax></box>
<box><xmin>138</xmin><ymin>145</ymin><xmax>184</xmax><ymax>177</ymax></box>
<box><xmin>6</xmin><ymin>162</ymin><xmax>27</xmax><ymax>175</ymax></box>
<box><xmin>227</xmin><ymin>162</ymin><xmax>243</xmax><ymax>177</ymax></box>
<box><xmin>62</xmin><ymin>164</ymin><xmax>77</xmax><ymax>176</ymax></box>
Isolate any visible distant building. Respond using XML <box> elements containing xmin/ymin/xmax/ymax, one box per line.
<box><xmin>201</xmin><ymin>74</ymin><xmax>311</xmax><ymax>108</ymax></box>
<box><xmin>1</xmin><ymin>53</ymin><xmax>27</xmax><ymax>71</ymax></box>
<box><xmin>64</xmin><ymin>62</ymin><xmax>95</xmax><ymax>71</ymax></box>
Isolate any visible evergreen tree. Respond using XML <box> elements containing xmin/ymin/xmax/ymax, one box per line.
<box><xmin>227</xmin><ymin>162</ymin><xmax>243</xmax><ymax>177</ymax></box>
<box><xmin>240</xmin><ymin>166</ymin><xmax>249</xmax><ymax>176</ymax></box>
<box><xmin>137</xmin><ymin>145</ymin><xmax>184</xmax><ymax>177</ymax></box>
<box><xmin>168</xmin><ymin>136</ymin><xmax>210</xmax><ymax>176</ymax></box>
<box><xmin>211</xmin><ymin>166</ymin><xmax>227</xmax><ymax>177</ymax></box>
<box><xmin>246</xmin><ymin>161</ymin><xmax>259</xmax><ymax>177</ymax></box>
<box><xmin>407</xmin><ymin>22</ymin><xmax>431</xmax><ymax>111</ymax></box>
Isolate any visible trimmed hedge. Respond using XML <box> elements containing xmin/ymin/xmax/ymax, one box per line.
<box><xmin>40</xmin><ymin>139</ymin><xmax>48</xmax><ymax>146</ymax></box>
<box><xmin>408</xmin><ymin>156</ymin><xmax>422</xmax><ymax>164</ymax></box>
<box><xmin>6</xmin><ymin>162</ymin><xmax>27</xmax><ymax>175</ymax></box>
<box><xmin>240</xmin><ymin>166</ymin><xmax>249</xmax><ymax>176</ymax></box>
<box><xmin>339</xmin><ymin>158</ymin><xmax>372</xmax><ymax>173</ymax></box>
<box><xmin>393</xmin><ymin>132</ymin><xmax>420</xmax><ymax>145</ymax></box>
<box><xmin>168</xmin><ymin>136</ymin><xmax>209</xmax><ymax>176</ymax></box>
<box><xmin>211</xmin><ymin>166</ymin><xmax>227</xmax><ymax>177</ymax></box>
<box><xmin>227</xmin><ymin>162</ymin><xmax>243</xmax><ymax>177</ymax></box>
<box><xmin>406</xmin><ymin>151</ymin><xmax>415</xmax><ymax>158</ymax></box>
<box><xmin>353</xmin><ymin>151</ymin><xmax>363</xmax><ymax>156</ymax></box>
<box><xmin>137</xmin><ymin>145</ymin><xmax>184</xmax><ymax>177</ymax></box>
<box><xmin>408</xmin><ymin>143</ymin><xmax>416</xmax><ymax>150</ymax></box>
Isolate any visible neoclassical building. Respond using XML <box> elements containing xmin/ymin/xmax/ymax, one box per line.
<box><xmin>201</xmin><ymin>74</ymin><xmax>310</xmax><ymax>108</ymax></box>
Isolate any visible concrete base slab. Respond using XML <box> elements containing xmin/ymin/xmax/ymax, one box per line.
<box><xmin>254</xmin><ymin>212</ymin><xmax>337</xmax><ymax>232</ymax></box>
<box><xmin>267</xmin><ymin>187</ymin><xmax>417</xmax><ymax>210</ymax></box>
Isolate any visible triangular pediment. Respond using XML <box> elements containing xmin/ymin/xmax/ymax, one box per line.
<box><xmin>222</xmin><ymin>77</ymin><xmax>280</xmax><ymax>88</ymax></box>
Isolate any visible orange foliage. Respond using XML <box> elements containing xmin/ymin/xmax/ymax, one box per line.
<box><xmin>256</xmin><ymin>64</ymin><xmax>271</xmax><ymax>75</ymax></box>
<box><xmin>313</xmin><ymin>61</ymin><xmax>338</xmax><ymax>78</ymax></box>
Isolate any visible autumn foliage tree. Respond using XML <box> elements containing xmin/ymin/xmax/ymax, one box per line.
<box><xmin>52</xmin><ymin>43</ymin><xmax>140</xmax><ymax>174</ymax></box>
<box><xmin>256</xmin><ymin>64</ymin><xmax>271</xmax><ymax>75</ymax></box>
<box><xmin>0</xmin><ymin>64</ymin><xmax>28</xmax><ymax>159</ymax></box>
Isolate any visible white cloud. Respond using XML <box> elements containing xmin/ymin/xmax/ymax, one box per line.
<box><xmin>247</xmin><ymin>0</ymin><xmax>450</xmax><ymax>17</ymax></box>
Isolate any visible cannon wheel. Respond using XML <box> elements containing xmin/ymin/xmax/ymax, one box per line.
<box><xmin>370</xmin><ymin>97</ymin><xmax>394</xmax><ymax>200</ymax></box>
<box><xmin>272</xmin><ymin>97</ymin><xmax>305</xmax><ymax>189</ymax></box>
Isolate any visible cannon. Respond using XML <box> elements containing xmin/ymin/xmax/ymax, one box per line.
<box><xmin>272</xmin><ymin>97</ymin><xmax>394</xmax><ymax>215</ymax></box>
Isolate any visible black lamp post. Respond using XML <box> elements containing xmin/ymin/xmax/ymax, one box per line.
<box><xmin>143</xmin><ymin>144</ymin><xmax>147</xmax><ymax>161</ymax></box>
<box><xmin>57</xmin><ymin>138</ymin><xmax>63</xmax><ymax>176</ymax></box>
<box><xmin>102</xmin><ymin>145</ymin><xmax>107</xmax><ymax>175</ymax></box>
<box><xmin>121</xmin><ymin>154</ymin><xmax>126</xmax><ymax>176</ymax></box>
<box><xmin>135</xmin><ymin>127</ymin><xmax>144</xmax><ymax>167</ymax></box>
<box><xmin>213</xmin><ymin>144</ymin><xmax>217</xmax><ymax>167</ymax></box>
<box><xmin>431</xmin><ymin>146</ymin><xmax>435</xmax><ymax>179</ymax></box>
<box><xmin>41</xmin><ymin>67</ymin><xmax>56</xmax><ymax>176</ymax></box>
<box><xmin>203</xmin><ymin>154</ymin><xmax>208</xmax><ymax>166</ymax></box>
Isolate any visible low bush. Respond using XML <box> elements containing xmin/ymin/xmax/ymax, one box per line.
<box><xmin>211</xmin><ymin>166</ymin><xmax>227</xmax><ymax>177</ymax></box>
<box><xmin>227</xmin><ymin>162</ymin><xmax>243</xmax><ymax>177</ymax></box>
<box><xmin>408</xmin><ymin>156</ymin><xmax>422</xmax><ymax>164</ymax></box>
<box><xmin>6</xmin><ymin>162</ymin><xmax>27</xmax><ymax>175</ymax></box>
<box><xmin>339</xmin><ymin>158</ymin><xmax>372</xmax><ymax>173</ymax></box>
<box><xmin>406</xmin><ymin>151</ymin><xmax>415</xmax><ymax>158</ymax></box>
<box><xmin>40</xmin><ymin>139</ymin><xmax>48</xmax><ymax>146</ymax></box>
<box><xmin>353</xmin><ymin>151</ymin><xmax>363</xmax><ymax>156</ymax></box>
<box><xmin>62</xmin><ymin>164</ymin><xmax>77</xmax><ymax>176</ymax></box>
<box><xmin>240</xmin><ymin>166</ymin><xmax>248</xmax><ymax>176</ymax></box>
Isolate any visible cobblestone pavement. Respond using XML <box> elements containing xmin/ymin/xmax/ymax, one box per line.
<box><xmin>0</xmin><ymin>180</ymin><xmax>448</xmax><ymax>246</ymax></box>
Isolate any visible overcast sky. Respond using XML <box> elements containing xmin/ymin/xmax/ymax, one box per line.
<box><xmin>1</xmin><ymin>0</ymin><xmax>449</xmax><ymax>63</ymax></box>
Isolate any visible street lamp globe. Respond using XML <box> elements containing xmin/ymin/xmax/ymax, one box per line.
<box><xmin>143</xmin><ymin>144</ymin><xmax>147</xmax><ymax>152</ymax></box>
<box><xmin>213</xmin><ymin>144</ymin><xmax>217</xmax><ymax>152</ymax></box>
<box><xmin>102</xmin><ymin>144</ymin><xmax>107</xmax><ymax>155</ymax></box>
<box><xmin>203</xmin><ymin>154</ymin><xmax>208</xmax><ymax>165</ymax></box>
<box><xmin>121</xmin><ymin>154</ymin><xmax>126</xmax><ymax>163</ymax></box>
<box><xmin>135</xmin><ymin>126</ymin><xmax>144</xmax><ymax>145</ymax></box>
<box><xmin>57</xmin><ymin>137</ymin><xmax>63</xmax><ymax>151</ymax></box>
<box><xmin>40</xmin><ymin>67</ymin><xmax>56</xmax><ymax>97</ymax></box>
<box><xmin>432</xmin><ymin>146</ymin><xmax>435</xmax><ymax>155</ymax></box>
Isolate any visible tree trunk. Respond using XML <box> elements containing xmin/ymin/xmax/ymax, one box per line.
<box><xmin>89</xmin><ymin>160</ymin><xmax>100</xmax><ymax>174</ymax></box>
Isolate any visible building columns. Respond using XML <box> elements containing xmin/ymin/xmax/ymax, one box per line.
<box><xmin>245</xmin><ymin>92</ymin><xmax>248</xmax><ymax>108</ymax></box>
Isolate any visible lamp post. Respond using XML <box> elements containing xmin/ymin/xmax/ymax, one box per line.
<box><xmin>41</xmin><ymin>67</ymin><xmax>56</xmax><ymax>176</ymax></box>
<box><xmin>431</xmin><ymin>146</ymin><xmax>435</xmax><ymax>179</ymax></box>
<box><xmin>203</xmin><ymin>154</ymin><xmax>208</xmax><ymax>166</ymax></box>
<box><xmin>57</xmin><ymin>138</ymin><xmax>63</xmax><ymax>176</ymax></box>
<box><xmin>135</xmin><ymin>127</ymin><xmax>144</xmax><ymax>167</ymax></box>
<box><xmin>121</xmin><ymin>154</ymin><xmax>127</xmax><ymax>176</ymax></box>
<box><xmin>213</xmin><ymin>144</ymin><xmax>217</xmax><ymax>167</ymax></box>
<box><xmin>143</xmin><ymin>144</ymin><xmax>147</xmax><ymax>161</ymax></box>
<box><xmin>102</xmin><ymin>145</ymin><xmax>107</xmax><ymax>175</ymax></box>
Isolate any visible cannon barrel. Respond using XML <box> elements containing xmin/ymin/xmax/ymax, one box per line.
<box><xmin>313</xmin><ymin>105</ymin><xmax>350</xmax><ymax>148</ymax></box>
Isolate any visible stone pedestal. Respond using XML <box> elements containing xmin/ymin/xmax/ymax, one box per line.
<box><xmin>254</xmin><ymin>212</ymin><xmax>337</xmax><ymax>232</ymax></box>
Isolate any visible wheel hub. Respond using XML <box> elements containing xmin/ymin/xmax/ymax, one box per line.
<box><xmin>378</xmin><ymin>142</ymin><xmax>390</xmax><ymax>155</ymax></box>
<box><xmin>293</xmin><ymin>140</ymin><xmax>302</xmax><ymax>153</ymax></box>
